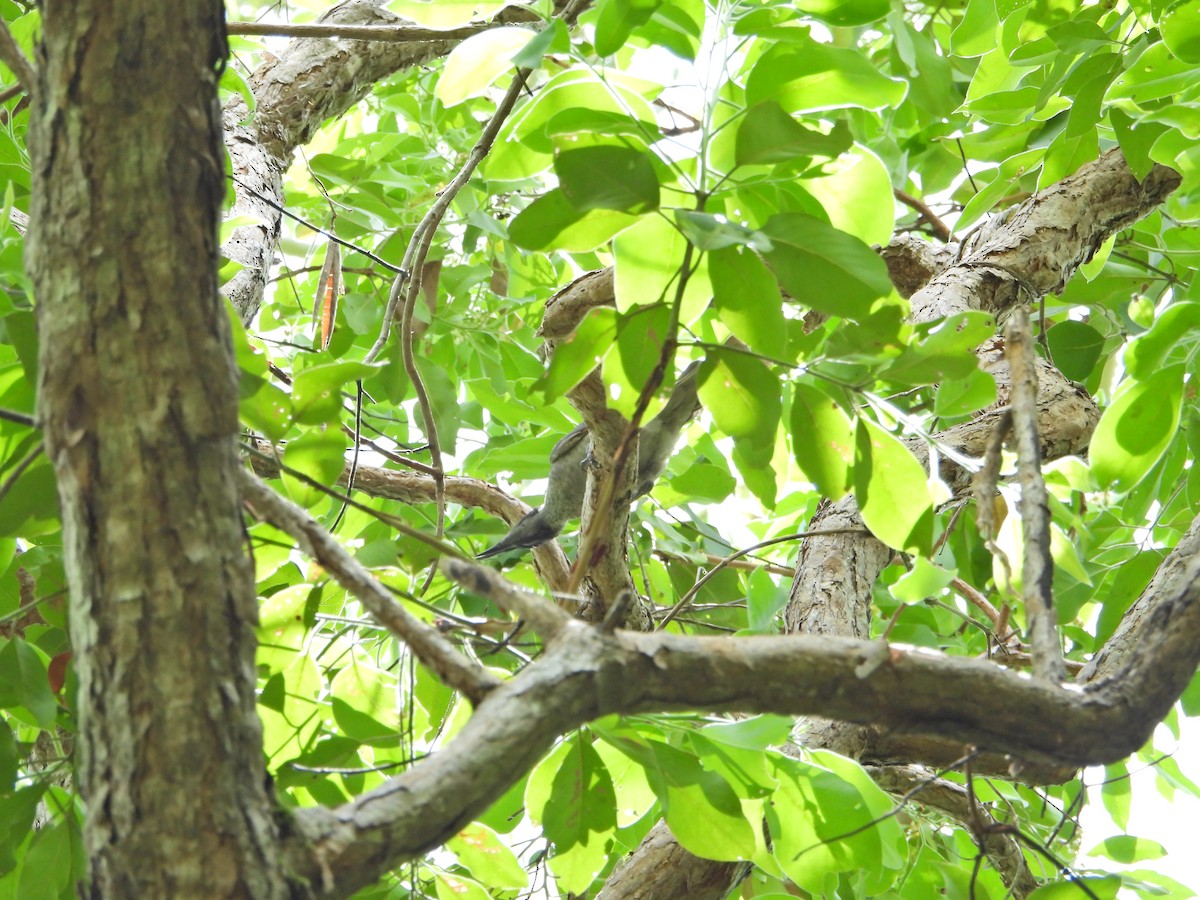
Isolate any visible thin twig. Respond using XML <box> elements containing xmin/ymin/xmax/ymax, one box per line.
<box><xmin>893</xmin><ymin>187</ymin><xmax>955</xmax><ymax>243</ymax></box>
<box><xmin>0</xmin><ymin>440</ymin><xmax>43</xmax><ymax>508</ymax></box>
<box><xmin>0</xmin><ymin>407</ymin><xmax>36</xmax><ymax>427</ymax></box>
<box><xmin>238</xmin><ymin>469</ymin><xmax>500</xmax><ymax>704</ymax></box>
<box><xmin>0</xmin><ymin>20</ymin><xmax>35</xmax><ymax>93</ymax></box>
<box><xmin>655</xmin><ymin>528</ymin><xmax>870</xmax><ymax>631</ymax></box>
<box><xmin>440</xmin><ymin>558</ymin><xmax>573</xmax><ymax>642</ymax></box>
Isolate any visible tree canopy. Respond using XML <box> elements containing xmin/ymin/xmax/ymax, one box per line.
<box><xmin>2</xmin><ymin>0</ymin><xmax>1200</xmax><ymax>898</ymax></box>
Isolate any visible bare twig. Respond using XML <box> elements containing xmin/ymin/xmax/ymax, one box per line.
<box><xmin>238</xmin><ymin>469</ymin><xmax>500</xmax><ymax>704</ymax></box>
<box><xmin>0</xmin><ymin>20</ymin><xmax>35</xmax><ymax>94</ymax></box>
<box><xmin>0</xmin><ymin>407</ymin><xmax>36</xmax><ymax>427</ymax></box>
<box><xmin>441</xmin><ymin>558</ymin><xmax>573</xmax><ymax>642</ymax></box>
<box><xmin>0</xmin><ymin>440</ymin><xmax>43</xmax><ymax>507</ymax></box>
<box><xmin>366</xmin><ymin>70</ymin><xmax>532</xmax><ymax>595</ymax></box>
<box><xmin>566</xmin><ymin>245</ymin><xmax>699</xmax><ymax>598</ymax></box>
<box><xmin>893</xmin><ymin>187</ymin><xmax>955</xmax><ymax>243</ymax></box>
<box><xmin>656</xmin><ymin>529</ymin><xmax>869</xmax><ymax>631</ymax></box>
<box><xmin>1005</xmin><ymin>306</ymin><xmax>1065</xmax><ymax>683</ymax></box>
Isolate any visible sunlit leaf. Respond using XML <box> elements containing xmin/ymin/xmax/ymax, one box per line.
<box><xmin>1090</xmin><ymin>365</ymin><xmax>1184</xmax><ymax>492</ymax></box>
<box><xmin>789</xmin><ymin>381</ymin><xmax>853</xmax><ymax>499</ymax></box>
<box><xmin>854</xmin><ymin>419</ymin><xmax>934</xmax><ymax>554</ymax></box>
<box><xmin>436</xmin><ymin>27</ymin><xmax>533</xmax><ymax>107</ymax></box>
<box><xmin>556</xmin><ymin>145</ymin><xmax>660</xmax><ymax>214</ymax></box>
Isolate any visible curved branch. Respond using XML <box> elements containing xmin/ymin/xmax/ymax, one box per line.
<box><xmin>286</xmin><ymin>515</ymin><xmax>1200</xmax><ymax>895</ymax></box>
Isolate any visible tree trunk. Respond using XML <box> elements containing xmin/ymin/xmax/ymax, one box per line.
<box><xmin>25</xmin><ymin>4</ymin><xmax>286</xmax><ymax>896</ymax></box>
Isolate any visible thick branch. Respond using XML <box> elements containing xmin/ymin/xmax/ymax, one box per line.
<box><xmin>910</xmin><ymin>149</ymin><xmax>1181</xmax><ymax>324</ymax></box>
<box><xmin>288</xmin><ymin>529</ymin><xmax>1200</xmax><ymax>895</ymax></box>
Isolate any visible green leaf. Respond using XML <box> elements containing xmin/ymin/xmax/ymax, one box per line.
<box><xmin>699</xmin><ymin>353</ymin><xmax>781</xmax><ymax>468</ymax></box>
<box><xmin>0</xmin><ymin>638</ymin><xmax>57</xmax><ymax>729</ymax></box>
<box><xmin>934</xmin><ymin>367</ymin><xmax>997</xmax><ymax>418</ymax></box>
<box><xmin>488</xmin><ymin>70</ymin><xmax>659</xmax><ymax>179</ymax></box>
<box><xmin>536</xmin><ymin>306</ymin><xmax>618</xmax><ymax>401</ymax></box>
<box><xmin>735</xmin><ymin>102</ymin><xmax>853</xmax><ymax>166</ymax></box>
<box><xmin>387</xmin><ymin>0</ymin><xmax>508</xmax><ymax>29</ymax></box>
<box><xmin>854</xmin><ymin>419</ymin><xmax>934</xmax><ymax>554</ymax></box>
<box><xmin>592</xmin><ymin>739</ymin><xmax>657</xmax><ymax>827</ymax></box>
<box><xmin>1090</xmin><ymin>365</ymin><xmax>1184</xmax><ymax>492</ymax></box>
<box><xmin>434</xmin><ymin>873</ymin><xmax>490</xmax><ymax>900</ymax></box>
<box><xmin>330</xmin><ymin>697</ymin><xmax>395</xmax><ymax>744</ymax></box>
<box><xmin>794</xmin><ymin>0</ymin><xmax>889</xmax><ymax>26</ymax></box>
<box><xmin>448</xmin><ymin>822</ymin><xmax>529</xmax><ymax>890</ymax></box>
<box><xmin>544</xmin><ymin>107</ymin><xmax>660</xmax><ymax>141</ymax></box>
<box><xmin>746</xmin><ymin>565</ymin><xmax>787</xmax><ymax>631</ymax></box>
<box><xmin>1109</xmin><ymin>41</ymin><xmax>1199</xmax><ymax>105</ymax></box>
<box><xmin>1124</xmin><ymin>302</ymin><xmax>1200</xmax><ymax>378</ymax></box>
<box><xmin>1109</xmin><ymin>108</ymin><xmax>1170</xmax><ymax>181</ymax></box>
<box><xmin>668</xmin><ymin>460</ymin><xmax>737</xmax><ymax>503</ymax></box>
<box><xmin>1101</xmin><ymin>762</ymin><xmax>1131</xmax><ymax>830</ymax></box>
<box><xmin>890</xmin><ymin>558</ymin><xmax>954</xmax><ymax>602</ymax></box>
<box><xmin>1162</xmin><ymin>0</ymin><xmax>1200</xmax><ymax>62</ymax></box>
<box><xmin>510</xmin><ymin>189</ymin><xmax>643</xmax><ymax>251</ymax></box>
<box><xmin>646</xmin><ymin>741</ymin><xmax>757</xmax><ymax>860</ymax></box>
<box><xmin>511</xmin><ymin>19</ymin><xmax>570</xmax><ymax>69</ymax></box>
<box><xmin>760</xmin><ymin>214</ymin><xmax>893</xmax><ymax>320</ymax></box>
<box><xmin>594</xmin><ymin>0</ymin><xmax>662</xmax><ymax>56</ymax></box>
<box><xmin>801</xmin><ymin>147</ymin><xmax>895</xmax><ymax>245</ymax></box>
<box><xmin>282</xmin><ymin>430</ymin><xmax>347</xmax><ymax>508</ymax></box>
<box><xmin>709</xmin><ymin>246</ymin><xmax>786</xmax><ymax>358</ymax></box>
<box><xmin>956</xmin><ymin>148</ymin><xmax>1044</xmax><ymax>231</ymax></box>
<box><xmin>1087</xmin><ymin>834</ymin><xmax>1167</xmax><ymax>863</ymax></box>
<box><xmin>883</xmin><ymin>312</ymin><xmax>996</xmax><ymax>385</ymax></box>
<box><xmin>526</xmin><ymin>735</ymin><xmax>617</xmax><ymax>894</ymax></box>
<box><xmin>555</xmin><ymin>146</ymin><xmax>660</xmax><ymax>214</ymax></box>
<box><xmin>330</xmin><ymin>655</ymin><xmax>401</xmax><ymax>735</ymax></box>
<box><xmin>1046</xmin><ymin>320</ymin><xmax>1106</xmax><ymax>381</ymax></box>
<box><xmin>0</xmin><ymin>719</ymin><xmax>16</xmax><ymax>792</ymax></box>
<box><xmin>768</xmin><ymin>753</ymin><xmax>904</xmax><ymax>894</ymax></box>
<box><xmin>613</xmin><ymin>214</ymin><xmax>712</xmax><ymax>318</ymax></box>
<box><xmin>258</xmin><ymin>672</ymin><xmax>286</xmax><ymax>712</ymax></box>
<box><xmin>746</xmin><ymin>39</ymin><xmax>907</xmax><ymax>114</ymax></box>
<box><xmin>291</xmin><ymin>361</ymin><xmax>380</xmax><ymax>426</ymax></box>
<box><xmin>604</xmin><ymin>305</ymin><xmax>671</xmax><ymax>418</ymax></box>
<box><xmin>789</xmin><ymin>381</ymin><xmax>853</xmax><ymax>499</ymax></box>
<box><xmin>674</xmin><ymin>210</ymin><xmax>773</xmax><ymax>253</ymax></box>
<box><xmin>702</xmin><ymin>714</ymin><xmax>795</xmax><ymax>750</ymax></box>
<box><xmin>951</xmin><ymin>0</ymin><xmax>999</xmax><ymax>57</ymax></box>
<box><xmin>436</xmin><ymin>27</ymin><xmax>533</xmax><ymax>107</ymax></box>
<box><xmin>19</xmin><ymin>822</ymin><xmax>79</xmax><ymax>900</ymax></box>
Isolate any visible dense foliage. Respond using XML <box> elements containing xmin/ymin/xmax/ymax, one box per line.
<box><xmin>3</xmin><ymin>0</ymin><xmax>1200</xmax><ymax>896</ymax></box>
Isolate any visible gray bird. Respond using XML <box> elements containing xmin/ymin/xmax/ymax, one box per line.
<box><xmin>477</xmin><ymin>362</ymin><xmax>702</xmax><ymax>560</ymax></box>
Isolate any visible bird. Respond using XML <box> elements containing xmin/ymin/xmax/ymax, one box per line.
<box><xmin>477</xmin><ymin>362</ymin><xmax>702</xmax><ymax>560</ymax></box>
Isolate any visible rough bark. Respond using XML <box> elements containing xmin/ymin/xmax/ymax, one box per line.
<box><xmin>26</xmin><ymin>4</ymin><xmax>287</xmax><ymax>897</ymax></box>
